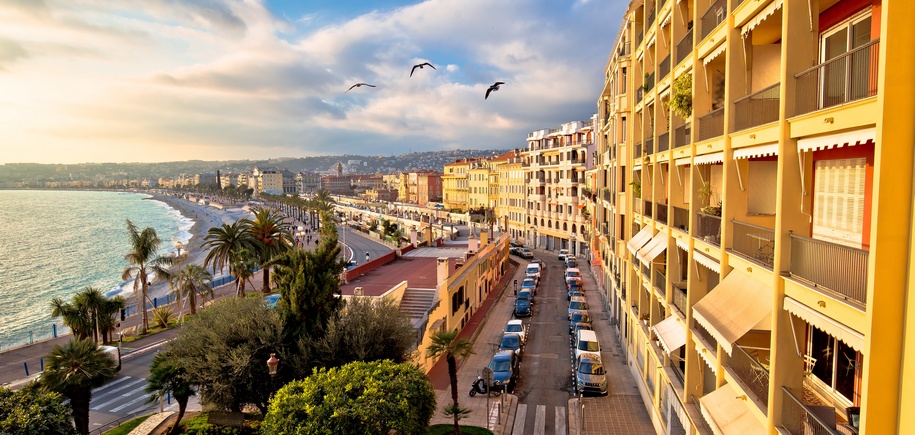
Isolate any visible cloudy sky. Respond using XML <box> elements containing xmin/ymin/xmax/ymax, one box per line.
<box><xmin>0</xmin><ymin>0</ymin><xmax>625</xmax><ymax>164</ymax></box>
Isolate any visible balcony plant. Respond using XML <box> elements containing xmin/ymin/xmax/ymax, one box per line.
<box><xmin>666</xmin><ymin>73</ymin><xmax>693</xmax><ymax>118</ymax></box>
<box><xmin>698</xmin><ymin>181</ymin><xmax>721</xmax><ymax>216</ymax></box>
<box><xmin>643</xmin><ymin>73</ymin><xmax>651</xmax><ymax>93</ymax></box>
<box><xmin>629</xmin><ymin>179</ymin><xmax>642</xmax><ymax>198</ymax></box>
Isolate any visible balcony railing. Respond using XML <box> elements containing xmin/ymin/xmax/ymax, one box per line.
<box><xmin>659</xmin><ymin>54</ymin><xmax>671</xmax><ymax>80</ymax></box>
<box><xmin>635</xmin><ymin>141</ymin><xmax>643</xmax><ymax>158</ymax></box>
<box><xmin>645</xmin><ymin>137</ymin><xmax>654</xmax><ymax>155</ymax></box>
<box><xmin>731</xmin><ymin>220</ymin><xmax>775</xmax><ymax>268</ymax></box>
<box><xmin>694</xmin><ymin>321</ymin><xmax>717</xmax><ymax>355</ymax></box>
<box><xmin>675</xmin><ymin>123</ymin><xmax>691</xmax><ymax>148</ymax></box>
<box><xmin>727</xmin><ymin>345</ymin><xmax>770</xmax><ymax>410</ymax></box>
<box><xmin>690</xmin><ymin>395</ymin><xmax>716</xmax><ymax>435</ymax></box>
<box><xmin>735</xmin><ymin>83</ymin><xmax>781</xmax><ymax>131</ymax></box>
<box><xmin>795</xmin><ymin>39</ymin><xmax>880</xmax><ymax>116</ymax></box>
<box><xmin>789</xmin><ymin>233</ymin><xmax>868</xmax><ymax>308</ymax></box>
<box><xmin>697</xmin><ymin>108</ymin><xmax>724</xmax><ymax>142</ymax></box>
<box><xmin>732</xmin><ymin>0</ymin><xmax>750</xmax><ymax>12</ymax></box>
<box><xmin>653</xmin><ymin>268</ymin><xmax>667</xmax><ymax>298</ymax></box>
<box><xmin>646</xmin><ymin>1</ymin><xmax>656</xmax><ymax>27</ymax></box>
<box><xmin>645</xmin><ymin>72</ymin><xmax>655</xmax><ymax>92</ymax></box>
<box><xmin>637</xmin><ymin>86</ymin><xmax>645</xmax><ymax>101</ymax></box>
<box><xmin>644</xmin><ymin>200</ymin><xmax>654</xmax><ymax>219</ymax></box>
<box><xmin>658</xmin><ymin>131</ymin><xmax>670</xmax><ymax>153</ymax></box>
<box><xmin>637</xmin><ymin>31</ymin><xmax>644</xmax><ymax>46</ymax></box>
<box><xmin>673</xmin><ymin>206</ymin><xmax>690</xmax><ymax>233</ymax></box>
<box><xmin>696</xmin><ymin>212</ymin><xmax>721</xmax><ymax>246</ymax></box>
<box><xmin>641</xmin><ymin>261</ymin><xmax>651</xmax><ymax>279</ymax></box>
<box><xmin>656</xmin><ymin>202</ymin><xmax>668</xmax><ymax>225</ymax></box>
<box><xmin>676</xmin><ymin>28</ymin><xmax>694</xmax><ymax>65</ymax></box>
<box><xmin>634</xmin><ymin>197</ymin><xmax>644</xmax><ymax>215</ymax></box>
<box><xmin>672</xmin><ymin>285</ymin><xmax>688</xmax><ymax>315</ymax></box>
<box><xmin>700</xmin><ymin>0</ymin><xmax>726</xmax><ymax>41</ymax></box>
<box><xmin>780</xmin><ymin>387</ymin><xmax>839</xmax><ymax>435</ymax></box>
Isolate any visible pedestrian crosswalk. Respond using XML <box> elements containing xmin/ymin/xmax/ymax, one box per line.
<box><xmin>90</xmin><ymin>376</ymin><xmax>156</xmax><ymax>415</ymax></box>
<box><xmin>511</xmin><ymin>403</ymin><xmax>567</xmax><ymax>435</ymax></box>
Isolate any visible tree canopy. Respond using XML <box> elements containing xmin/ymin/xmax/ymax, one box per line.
<box><xmin>0</xmin><ymin>387</ymin><xmax>77</xmax><ymax>435</ymax></box>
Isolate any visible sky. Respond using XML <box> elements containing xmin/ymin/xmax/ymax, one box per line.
<box><xmin>0</xmin><ymin>0</ymin><xmax>626</xmax><ymax>164</ymax></box>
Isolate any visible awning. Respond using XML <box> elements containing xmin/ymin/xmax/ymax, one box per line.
<box><xmin>692</xmin><ymin>271</ymin><xmax>773</xmax><ymax>355</ymax></box>
<box><xmin>653</xmin><ymin>315</ymin><xmax>687</xmax><ymax>356</ymax></box>
<box><xmin>694</xmin><ymin>152</ymin><xmax>724</xmax><ymax>165</ymax></box>
<box><xmin>699</xmin><ymin>384</ymin><xmax>768</xmax><ymax>435</ymax></box>
<box><xmin>627</xmin><ymin>226</ymin><xmax>654</xmax><ymax>255</ymax></box>
<box><xmin>797</xmin><ymin>127</ymin><xmax>876</xmax><ymax>152</ymax></box>
<box><xmin>694</xmin><ymin>250</ymin><xmax>720</xmax><ymax>273</ymax></box>
<box><xmin>696</xmin><ymin>342</ymin><xmax>718</xmax><ymax>374</ymax></box>
<box><xmin>741</xmin><ymin>0</ymin><xmax>784</xmax><ymax>37</ymax></box>
<box><xmin>660</xmin><ymin>11</ymin><xmax>673</xmax><ymax>29</ymax></box>
<box><xmin>638</xmin><ymin>232</ymin><xmax>669</xmax><ymax>266</ymax></box>
<box><xmin>659</xmin><ymin>86</ymin><xmax>672</xmax><ymax>100</ymax></box>
<box><xmin>703</xmin><ymin>42</ymin><xmax>726</xmax><ymax>66</ymax></box>
<box><xmin>784</xmin><ymin>297</ymin><xmax>865</xmax><ymax>352</ymax></box>
<box><xmin>633</xmin><ymin>163</ymin><xmax>643</xmax><ymax>171</ymax></box>
<box><xmin>734</xmin><ymin>143</ymin><xmax>779</xmax><ymax>160</ymax></box>
<box><xmin>675</xmin><ymin>237</ymin><xmax>690</xmax><ymax>251</ymax></box>
<box><xmin>647</xmin><ymin>34</ymin><xmax>657</xmax><ymax>48</ymax></box>
<box><xmin>675</xmin><ymin>157</ymin><xmax>692</xmax><ymax>166</ymax></box>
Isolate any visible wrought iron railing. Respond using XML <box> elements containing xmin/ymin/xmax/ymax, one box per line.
<box><xmin>795</xmin><ymin>39</ymin><xmax>879</xmax><ymax>116</ymax></box>
<box><xmin>672</xmin><ymin>285</ymin><xmax>688</xmax><ymax>315</ymax></box>
<box><xmin>673</xmin><ymin>206</ymin><xmax>690</xmax><ymax>233</ymax></box>
<box><xmin>658</xmin><ymin>131</ymin><xmax>670</xmax><ymax>153</ymax></box>
<box><xmin>645</xmin><ymin>137</ymin><xmax>654</xmax><ymax>155</ymax></box>
<box><xmin>700</xmin><ymin>0</ymin><xmax>726</xmax><ymax>41</ymax></box>
<box><xmin>731</xmin><ymin>220</ymin><xmax>775</xmax><ymax>268</ymax></box>
<box><xmin>656</xmin><ymin>203</ymin><xmax>668</xmax><ymax>225</ymax></box>
<box><xmin>654</xmin><ymin>268</ymin><xmax>667</xmax><ymax>297</ymax></box>
<box><xmin>727</xmin><ymin>345</ymin><xmax>770</xmax><ymax>410</ymax></box>
<box><xmin>697</xmin><ymin>108</ymin><xmax>724</xmax><ymax>141</ymax></box>
<box><xmin>695</xmin><ymin>212</ymin><xmax>721</xmax><ymax>246</ymax></box>
<box><xmin>659</xmin><ymin>54</ymin><xmax>671</xmax><ymax>80</ymax></box>
<box><xmin>675</xmin><ymin>123</ymin><xmax>691</xmax><ymax>148</ymax></box>
<box><xmin>789</xmin><ymin>233</ymin><xmax>869</xmax><ymax>308</ymax></box>
<box><xmin>676</xmin><ymin>28</ymin><xmax>694</xmax><ymax>66</ymax></box>
<box><xmin>735</xmin><ymin>83</ymin><xmax>781</xmax><ymax>131</ymax></box>
<box><xmin>780</xmin><ymin>387</ymin><xmax>840</xmax><ymax>435</ymax></box>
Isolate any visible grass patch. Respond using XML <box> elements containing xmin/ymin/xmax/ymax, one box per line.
<box><xmin>428</xmin><ymin>424</ymin><xmax>494</xmax><ymax>435</ymax></box>
<box><xmin>169</xmin><ymin>412</ymin><xmax>261</xmax><ymax>434</ymax></box>
<box><xmin>102</xmin><ymin>415</ymin><xmax>151</xmax><ymax>435</ymax></box>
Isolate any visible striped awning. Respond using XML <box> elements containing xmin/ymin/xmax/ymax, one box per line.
<box><xmin>627</xmin><ymin>226</ymin><xmax>654</xmax><ymax>255</ymax></box>
<box><xmin>700</xmin><ymin>384</ymin><xmax>768</xmax><ymax>435</ymax></box>
<box><xmin>693</xmin><ymin>250</ymin><xmax>720</xmax><ymax>273</ymax></box>
<box><xmin>638</xmin><ymin>232</ymin><xmax>669</xmax><ymax>266</ymax></box>
<box><xmin>703</xmin><ymin>42</ymin><xmax>726</xmax><ymax>66</ymax></box>
<box><xmin>647</xmin><ymin>34</ymin><xmax>657</xmax><ymax>48</ymax></box>
<box><xmin>693</xmin><ymin>271</ymin><xmax>773</xmax><ymax>356</ymax></box>
<box><xmin>675</xmin><ymin>236</ymin><xmax>690</xmax><ymax>251</ymax></box>
<box><xmin>693</xmin><ymin>152</ymin><xmax>724</xmax><ymax>165</ymax></box>
<box><xmin>696</xmin><ymin>342</ymin><xmax>718</xmax><ymax>373</ymax></box>
<box><xmin>797</xmin><ymin>127</ymin><xmax>876</xmax><ymax>152</ymax></box>
<box><xmin>653</xmin><ymin>315</ymin><xmax>687</xmax><ymax>356</ymax></box>
<box><xmin>675</xmin><ymin>157</ymin><xmax>692</xmax><ymax>166</ymax></box>
<box><xmin>784</xmin><ymin>297</ymin><xmax>865</xmax><ymax>352</ymax></box>
<box><xmin>659</xmin><ymin>86</ymin><xmax>672</xmax><ymax>100</ymax></box>
<box><xmin>733</xmin><ymin>143</ymin><xmax>779</xmax><ymax>160</ymax></box>
<box><xmin>742</xmin><ymin>0</ymin><xmax>784</xmax><ymax>37</ymax></box>
<box><xmin>633</xmin><ymin>164</ymin><xmax>642</xmax><ymax>172</ymax></box>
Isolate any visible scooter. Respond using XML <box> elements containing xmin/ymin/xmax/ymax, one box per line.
<box><xmin>469</xmin><ymin>374</ymin><xmax>501</xmax><ymax>397</ymax></box>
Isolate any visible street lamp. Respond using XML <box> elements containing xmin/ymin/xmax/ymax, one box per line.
<box><xmin>174</xmin><ymin>241</ymin><xmax>184</xmax><ymax>258</ymax></box>
<box><xmin>267</xmin><ymin>353</ymin><xmax>279</xmax><ymax>377</ymax></box>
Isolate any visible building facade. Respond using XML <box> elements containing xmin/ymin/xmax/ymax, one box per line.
<box><xmin>442</xmin><ymin>159</ymin><xmax>476</xmax><ymax>211</ymax></box>
<box><xmin>498</xmin><ymin>150</ymin><xmax>527</xmax><ymax>243</ymax></box>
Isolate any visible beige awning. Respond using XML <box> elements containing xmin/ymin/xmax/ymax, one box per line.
<box><xmin>703</xmin><ymin>42</ymin><xmax>726</xmax><ymax>66</ymax></box>
<box><xmin>626</xmin><ymin>226</ymin><xmax>654</xmax><ymax>255</ymax></box>
<box><xmin>675</xmin><ymin>157</ymin><xmax>692</xmax><ymax>166</ymax></box>
<box><xmin>741</xmin><ymin>0</ymin><xmax>784</xmax><ymax>37</ymax></box>
<box><xmin>638</xmin><ymin>232</ymin><xmax>669</xmax><ymax>266</ymax></box>
<box><xmin>734</xmin><ymin>143</ymin><xmax>779</xmax><ymax>159</ymax></box>
<box><xmin>699</xmin><ymin>384</ymin><xmax>768</xmax><ymax>435</ymax></box>
<box><xmin>784</xmin><ymin>297</ymin><xmax>865</xmax><ymax>352</ymax></box>
<box><xmin>694</xmin><ymin>151</ymin><xmax>724</xmax><ymax>165</ymax></box>
<box><xmin>660</xmin><ymin>11</ymin><xmax>673</xmax><ymax>29</ymax></box>
<box><xmin>633</xmin><ymin>163</ymin><xmax>642</xmax><ymax>172</ymax></box>
<box><xmin>693</xmin><ymin>250</ymin><xmax>720</xmax><ymax>273</ymax></box>
<box><xmin>676</xmin><ymin>237</ymin><xmax>690</xmax><ymax>251</ymax></box>
<box><xmin>653</xmin><ymin>315</ymin><xmax>687</xmax><ymax>356</ymax></box>
<box><xmin>693</xmin><ymin>271</ymin><xmax>773</xmax><ymax>356</ymax></box>
<box><xmin>695</xmin><ymin>342</ymin><xmax>718</xmax><ymax>373</ymax></box>
<box><xmin>659</xmin><ymin>86</ymin><xmax>672</xmax><ymax>100</ymax></box>
<box><xmin>647</xmin><ymin>34</ymin><xmax>657</xmax><ymax>49</ymax></box>
<box><xmin>797</xmin><ymin>127</ymin><xmax>876</xmax><ymax>152</ymax></box>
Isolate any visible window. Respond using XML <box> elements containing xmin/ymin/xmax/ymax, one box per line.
<box><xmin>821</xmin><ymin>13</ymin><xmax>873</xmax><ymax>106</ymax></box>
<box><xmin>807</xmin><ymin>326</ymin><xmax>860</xmax><ymax>405</ymax></box>
<box><xmin>812</xmin><ymin>158</ymin><xmax>866</xmax><ymax>248</ymax></box>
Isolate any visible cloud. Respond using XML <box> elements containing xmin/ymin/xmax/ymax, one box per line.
<box><xmin>0</xmin><ymin>38</ymin><xmax>30</xmax><ymax>70</ymax></box>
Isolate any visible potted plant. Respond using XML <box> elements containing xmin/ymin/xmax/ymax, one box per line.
<box><xmin>666</xmin><ymin>73</ymin><xmax>693</xmax><ymax>119</ymax></box>
<box><xmin>629</xmin><ymin>179</ymin><xmax>642</xmax><ymax>198</ymax></box>
<box><xmin>697</xmin><ymin>182</ymin><xmax>720</xmax><ymax>216</ymax></box>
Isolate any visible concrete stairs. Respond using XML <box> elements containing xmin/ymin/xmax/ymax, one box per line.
<box><xmin>399</xmin><ymin>288</ymin><xmax>437</xmax><ymax>318</ymax></box>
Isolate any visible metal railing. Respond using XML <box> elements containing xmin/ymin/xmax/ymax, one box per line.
<box><xmin>694</xmin><ymin>321</ymin><xmax>718</xmax><ymax>353</ymax></box>
<box><xmin>732</xmin><ymin>0</ymin><xmax>750</xmax><ymax>11</ymax></box>
<box><xmin>656</xmin><ymin>203</ymin><xmax>668</xmax><ymax>225</ymax></box>
<box><xmin>673</xmin><ymin>206</ymin><xmax>690</xmax><ymax>233</ymax></box>
<box><xmin>731</xmin><ymin>220</ymin><xmax>775</xmax><ymax>268</ymax></box>
<box><xmin>641</xmin><ymin>261</ymin><xmax>651</xmax><ymax>278</ymax></box>
<box><xmin>795</xmin><ymin>39</ymin><xmax>880</xmax><ymax>116</ymax></box>
<box><xmin>675</xmin><ymin>123</ymin><xmax>691</xmax><ymax>148</ymax></box>
<box><xmin>697</xmin><ymin>108</ymin><xmax>725</xmax><ymax>141</ymax></box>
<box><xmin>635</xmin><ymin>141</ymin><xmax>644</xmax><ymax>158</ymax></box>
<box><xmin>676</xmin><ymin>29</ymin><xmax>694</xmax><ymax>65</ymax></box>
<box><xmin>645</xmin><ymin>72</ymin><xmax>656</xmax><ymax>92</ymax></box>
<box><xmin>658</xmin><ymin>131</ymin><xmax>670</xmax><ymax>153</ymax></box>
<box><xmin>696</xmin><ymin>212</ymin><xmax>722</xmax><ymax>246</ymax></box>
<box><xmin>780</xmin><ymin>387</ymin><xmax>840</xmax><ymax>435</ymax></box>
<box><xmin>645</xmin><ymin>137</ymin><xmax>654</xmax><ymax>155</ymax></box>
<box><xmin>637</xmin><ymin>31</ymin><xmax>644</xmax><ymax>46</ymax></box>
<box><xmin>672</xmin><ymin>285</ymin><xmax>688</xmax><ymax>315</ymax></box>
<box><xmin>659</xmin><ymin>54</ymin><xmax>671</xmax><ymax>80</ymax></box>
<box><xmin>735</xmin><ymin>83</ymin><xmax>781</xmax><ymax>131</ymax></box>
<box><xmin>645</xmin><ymin>200</ymin><xmax>654</xmax><ymax>219</ymax></box>
<box><xmin>727</xmin><ymin>345</ymin><xmax>770</xmax><ymax>410</ymax></box>
<box><xmin>789</xmin><ymin>233</ymin><xmax>869</xmax><ymax>308</ymax></box>
<box><xmin>654</xmin><ymin>268</ymin><xmax>667</xmax><ymax>297</ymax></box>
<box><xmin>700</xmin><ymin>0</ymin><xmax>726</xmax><ymax>41</ymax></box>
<box><xmin>646</xmin><ymin>1</ymin><xmax>656</xmax><ymax>27</ymax></box>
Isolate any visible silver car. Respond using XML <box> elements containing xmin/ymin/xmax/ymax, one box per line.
<box><xmin>575</xmin><ymin>354</ymin><xmax>608</xmax><ymax>395</ymax></box>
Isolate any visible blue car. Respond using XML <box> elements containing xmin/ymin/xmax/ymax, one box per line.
<box><xmin>489</xmin><ymin>350</ymin><xmax>519</xmax><ymax>392</ymax></box>
<box><xmin>499</xmin><ymin>332</ymin><xmax>524</xmax><ymax>360</ymax></box>
<box><xmin>514</xmin><ymin>298</ymin><xmax>532</xmax><ymax>318</ymax></box>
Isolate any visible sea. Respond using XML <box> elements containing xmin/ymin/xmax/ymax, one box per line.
<box><xmin>0</xmin><ymin>190</ymin><xmax>193</xmax><ymax>350</ymax></box>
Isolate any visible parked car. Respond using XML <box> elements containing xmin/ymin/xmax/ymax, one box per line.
<box><xmin>505</xmin><ymin>319</ymin><xmax>527</xmax><ymax>343</ymax></box>
<box><xmin>568</xmin><ymin>296</ymin><xmax>589</xmax><ymax>319</ymax></box>
<box><xmin>509</xmin><ymin>246</ymin><xmax>521</xmax><ymax>256</ymax></box>
<box><xmin>565</xmin><ymin>268</ymin><xmax>582</xmax><ymax>286</ymax></box>
<box><xmin>575</xmin><ymin>353</ymin><xmax>608</xmax><ymax>395</ymax></box>
<box><xmin>517</xmin><ymin>288</ymin><xmax>534</xmax><ymax>305</ymax></box>
<box><xmin>514</xmin><ymin>298</ymin><xmax>532</xmax><ymax>318</ymax></box>
<box><xmin>519</xmin><ymin>248</ymin><xmax>533</xmax><ymax>259</ymax></box>
<box><xmin>565</xmin><ymin>258</ymin><xmax>578</xmax><ymax>269</ymax></box>
<box><xmin>510</xmin><ymin>241</ymin><xmax>524</xmax><ymax>248</ymax></box>
<box><xmin>499</xmin><ymin>332</ymin><xmax>524</xmax><ymax>359</ymax></box>
<box><xmin>567</xmin><ymin>288</ymin><xmax>585</xmax><ymax>301</ymax></box>
<box><xmin>558</xmin><ymin>249</ymin><xmax>570</xmax><ymax>261</ymax></box>
<box><xmin>489</xmin><ymin>350</ymin><xmax>519</xmax><ymax>392</ymax></box>
<box><xmin>569</xmin><ymin>311</ymin><xmax>592</xmax><ymax>334</ymax></box>
<box><xmin>521</xmin><ymin>278</ymin><xmax>537</xmax><ymax>293</ymax></box>
<box><xmin>573</xmin><ymin>329</ymin><xmax>601</xmax><ymax>361</ymax></box>
<box><xmin>567</xmin><ymin>282</ymin><xmax>583</xmax><ymax>296</ymax></box>
<box><xmin>525</xmin><ymin>263</ymin><xmax>541</xmax><ymax>283</ymax></box>
<box><xmin>571</xmin><ymin>321</ymin><xmax>594</xmax><ymax>337</ymax></box>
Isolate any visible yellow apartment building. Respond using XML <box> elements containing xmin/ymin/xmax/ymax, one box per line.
<box><xmin>590</xmin><ymin>0</ymin><xmax>913</xmax><ymax>433</ymax></box>
<box><xmin>442</xmin><ymin>159</ymin><xmax>475</xmax><ymax>212</ymax></box>
<box><xmin>497</xmin><ymin>150</ymin><xmax>527</xmax><ymax>242</ymax></box>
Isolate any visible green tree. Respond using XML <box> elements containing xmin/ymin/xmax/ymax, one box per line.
<box><xmin>248</xmin><ymin>208</ymin><xmax>293</xmax><ymax>293</ymax></box>
<box><xmin>201</xmin><ymin>221</ymin><xmax>256</xmax><ymax>297</ymax></box>
<box><xmin>122</xmin><ymin>219</ymin><xmax>173</xmax><ymax>334</ymax></box>
<box><xmin>50</xmin><ymin>288</ymin><xmax>125</xmax><ymax>344</ymax></box>
<box><xmin>229</xmin><ymin>248</ymin><xmax>258</xmax><ymax>297</ymax></box>
<box><xmin>145</xmin><ymin>352</ymin><xmax>196</xmax><ymax>435</ymax></box>
<box><xmin>308</xmin><ymin>297</ymin><xmax>416</xmax><ymax>367</ymax></box>
<box><xmin>165</xmin><ymin>297</ymin><xmax>283</xmax><ymax>414</ymax></box>
<box><xmin>171</xmin><ymin>264</ymin><xmax>213</xmax><ymax>316</ymax></box>
<box><xmin>426</xmin><ymin>330</ymin><xmax>474</xmax><ymax>435</ymax></box>
<box><xmin>261</xmin><ymin>360</ymin><xmax>436</xmax><ymax>435</ymax></box>
<box><xmin>0</xmin><ymin>386</ymin><xmax>77</xmax><ymax>435</ymax></box>
<box><xmin>41</xmin><ymin>339</ymin><xmax>117</xmax><ymax>435</ymax></box>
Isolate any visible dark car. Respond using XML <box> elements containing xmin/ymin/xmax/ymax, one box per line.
<box><xmin>570</xmin><ymin>321</ymin><xmax>594</xmax><ymax>338</ymax></box>
<box><xmin>499</xmin><ymin>332</ymin><xmax>524</xmax><ymax>359</ymax></box>
<box><xmin>565</xmin><ymin>258</ymin><xmax>578</xmax><ymax>268</ymax></box>
<box><xmin>567</xmin><ymin>289</ymin><xmax>585</xmax><ymax>301</ymax></box>
<box><xmin>514</xmin><ymin>298</ymin><xmax>532</xmax><ymax>318</ymax></box>
<box><xmin>517</xmin><ymin>289</ymin><xmax>534</xmax><ymax>305</ymax></box>
<box><xmin>521</xmin><ymin>278</ymin><xmax>537</xmax><ymax>294</ymax></box>
<box><xmin>510</xmin><ymin>241</ymin><xmax>524</xmax><ymax>248</ymax></box>
<box><xmin>489</xmin><ymin>350</ymin><xmax>519</xmax><ymax>392</ymax></box>
<box><xmin>569</xmin><ymin>311</ymin><xmax>593</xmax><ymax>334</ymax></box>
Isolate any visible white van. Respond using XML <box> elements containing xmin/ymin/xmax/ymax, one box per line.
<box><xmin>525</xmin><ymin>263</ymin><xmax>541</xmax><ymax>283</ymax></box>
<box><xmin>100</xmin><ymin>345</ymin><xmax>121</xmax><ymax>371</ymax></box>
<box><xmin>574</xmin><ymin>329</ymin><xmax>601</xmax><ymax>361</ymax></box>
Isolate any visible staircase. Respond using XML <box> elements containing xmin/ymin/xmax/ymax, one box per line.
<box><xmin>399</xmin><ymin>288</ymin><xmax>437</xmax><ymax>319</ymax></box>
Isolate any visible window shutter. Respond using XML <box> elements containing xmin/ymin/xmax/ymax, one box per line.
<box><xmin>812</xmin><ymin>158</ymin><xmax>866</xmax><ymax>248</ymax></box>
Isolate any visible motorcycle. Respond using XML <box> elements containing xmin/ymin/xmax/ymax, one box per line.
<box><xmin>469</xmin><ymin>374</ymin><xmax>501</xmax><ymax>397</ymax></box>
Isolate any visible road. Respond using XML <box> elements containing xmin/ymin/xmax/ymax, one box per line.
<box><xmin>87</xmin><ymin>348</ymin><xmax>160</xmax><ymax>433</ymax></box>
<box><xmin>339</xmin><ymin>225</ymin><xmax>393</xmax><ymax>266</ymax></box>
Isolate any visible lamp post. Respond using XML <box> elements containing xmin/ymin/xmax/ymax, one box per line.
<box><xmin>267</xmin><ymin>353</ymin><xmax>279</xmax><ymax>398</ymax></box>
<box><xmin>173</xmin><ymin>241</ymin><xmax>185</xmax><ymax>323</ymax></box>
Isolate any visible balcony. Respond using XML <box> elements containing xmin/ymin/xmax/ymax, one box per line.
<box><xmin>645</xmin><ymin>137</ymin><xmax>654</xmax><ymax>155</ymax></box>
<box><xmin>658</xmin><ymin>131</ymin><xmax>670</xmax><ymax>153</ymax></box>
<box><xmin>693</xmin><ymin>321</ymin><xmax>717</xmax><ymax>355</ymax></box>
<box><xmin>635</xmin><ymin>142</ymin><xmax>644</xmax><ymax>158</ymax></box>
<box><xmin>697</xmin><ymin>108</ymin><xmax>724</xmax><ymax>142</ymax></box>
<box><xmin>675</xmin><ymin>123</ymin><xmax>691</xmax><ymax>148</ymax></box>
<box><xmin>672</xmin><ymin>285</ymin><xmax>688</xmax><ymax>315</ymax></box>
<box><xmin>645</xmin><ymin>72</ymin><xmax>655</xmax><ymax>92</ymax></box>
<box><xmin>726</xmin><ymin>345</ymin><xmax>770</xmax><ymax>411</ymax></box>
<box><xmin>644</xmin><ymin>199</ymin><xmax>654</xmax><ymax>219</ymax></box>
<box><xmin>732</xmin><ymin>0</ymin><xmax>749</xmax><ymax>11</ymax></box>
<box><xmin>700</xmin><ymin>0</ymin><xmax>726</xmax><ymax>41</ymax></box>
<box><xmin>695</xmin><ymin>212</ymin><xmax>721</xmax><ymax>246</ymax></box>
<box><xmin>637</xmin><ymin>31</ymin><xmax>644</xmax><ymax>47</ymax></box>
<box><xmin>676</xmin><ymin>28</ymin><xmax>694</xmax><ymax>66</ymax></box>
<box><xmin>646</xmin><ymin>1</ymin><xmax>656</xmax><ymax>27</ymax></box>
<box><xmin>730</xmin><ymin>220</ymin><xmax>776</xmax><ymax>268</ymax></box>
<box><xmin>795</xmin><ymin>39</ymin><xmax>880</xmax><ymax>116</ymax></box>
<box><xmin>653</xmin><ymin>268</ymin><xmax>667</xmax><ymax>298</ymax></box>
<box><xmin>672</xmin><ymin>206</ymin><xmax>690</xmax><ymax>233</ymax></box>
<box><xmin>735</xmin><ymin>83</ymin><xmax>780</xmax><ymax>131</ymax></box>
<box><xmin>780</xmin><ymin>387</ymin><xmax>841</xmax><ymax>435</ymax></box>
<box><xmin>637</xmin><ymin>86</ymin><xmax>645</xmax><ymax>102</ymax></box>
<box><xmin>659</xmin><ymin>54</ymin><xmax>671</xmax><ymax>80</ymax></box>
<box><xmin>788</xmin><ymin>233</ymin><xmax>868</xmax><ymax>308</ymax></box>
<box><xmin>656</xmin><ymin>202</ymin><xmax>668</xmax><ymax>225</ymax></box>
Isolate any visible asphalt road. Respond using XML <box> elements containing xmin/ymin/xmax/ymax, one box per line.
<box><xmin>339</xmin><ymin>226</ymin><xmax>393</xmax><ymax>266</ymax></box>
<box><xmin>88</xmin><ymin>349</ymin><xmax>160</xmax><ymax>433</ymax></box>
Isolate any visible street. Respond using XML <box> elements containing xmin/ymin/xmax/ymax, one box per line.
<box><xmin>88</xmin><ymin>349</ymin><xmax>160</xmax><ymax>433</ymax></box>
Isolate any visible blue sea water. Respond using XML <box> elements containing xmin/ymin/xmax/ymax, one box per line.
<box><xmin>0</xmin><ymin>190</ymin><xmax>192</xmax><ymax>349</ymax></box>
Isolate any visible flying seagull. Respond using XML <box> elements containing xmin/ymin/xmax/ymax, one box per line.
<box><xmin>485</xmin><ymin>81</ymin><xmax>505</xmax><ymax>100</ymax></box>
<box><xmin>410</xmin><ymin>62</ymin><xmax>436</xmax><ymax>77</ymax></box>
<box><xmin>345</xmin><ymin>83</ymin><xmax>376</xmax><ymax>93</ymax></box>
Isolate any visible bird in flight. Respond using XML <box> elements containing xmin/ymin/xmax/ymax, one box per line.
<box><xmin>410</xmin><ymin>62</ymin><xmax>436</xmax><ymax>77</ymax></box>
<box><xmin>345</xmin><ymin>83</ymin><xmax>376</xmax><ymax>93</ymax></box>
<box><xmin>485</xmin><ymin>81</ymin><xmax>505</xmax><ymax>100</ymax></box>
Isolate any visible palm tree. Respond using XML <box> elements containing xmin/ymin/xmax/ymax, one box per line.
<box><xmin>49</xmin><ymin>288</ymin><xmax>125</xmax><ymax>344</ymax></box>
<box><xmin>146</xmin><ymin>352</ymin><xmax>196</xmax><ymax>435</ymax></box>
<box><xmin>426</xmin><ymin>330</ymin><xmax>474</xmax><ymax>435</ymax></box>
<box><xmin>230</xmin><ymin>248</ymin><xmax>258</xmax><ymax>297</ymax></box>
<box><xmin>247</xmin><ymin>208</ymin><xmax>292</xmax><ymax>294</ymax></box>
<box><xmin>50</xmin><ymin>297</ymin><xmax>92</xmax><ymax>341</ymax></box>
<box><xmin>202</xmin><ymin>221</ymin><xmax>256</xmax><ymax>297</ymax></box>
<box><xmin>74</xmin><ymin>287</ymin><xmax>107</xmax><ymax>342</ymax></box>
<box><xmin>42</xmin><ymin>339</ymin><xmax>117</xmax><ymax>435</ymax></box>
<box><xmin>172</xmin><ymin>264</ymin><xmax>213</xmax><ymax>316</ymax></box>
<box><xmin>122</xmin><ymin>219</ymin><xmax>173</xmax><ymax>335</ymax></box>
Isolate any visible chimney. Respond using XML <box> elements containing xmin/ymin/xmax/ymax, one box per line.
<box><xmin>479</xmin><ymin>228</ymin><xmax>488</xmax><ymax>247</ymax></box>
<box><xmin>467</xmin><ymin>232</ymin><xmax>478</xmax><ymax>253</ymax></box>
<box><xmin>354</xmin><ymin>287</ymin><xmax>364</xmax><ymax>297</ymax></box>
<box><xmin>437</xmin><ymin>257</ymin><xmax>450</xmax><ymax>285</ymax></box>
